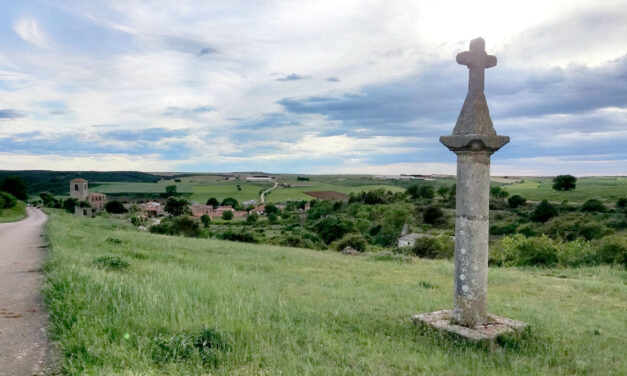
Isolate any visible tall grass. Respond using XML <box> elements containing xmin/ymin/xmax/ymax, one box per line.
<box><xmin>44</xmin><ymin>210</ymin><xmax>626</xmax><ymax>375</ymax></box>
<box><xmin>0</xmin><ymin>201</ymin><xmax>27</xmax><ymax>223</ymax></box>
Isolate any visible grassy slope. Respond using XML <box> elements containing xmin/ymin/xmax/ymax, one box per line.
<box><xmin>0</xmin><ymin>201</ymin><xmax>27</xmax><ymax>223</ymax></box>
<box><xmin>503</xmin><ymin>177</ymin><xmax>627</xmax><ymax>203</ymax></box>
<box><xmin>44</xmin><ymin>211</ymin><xmax>626</xmax><ymax>375</ymax></box>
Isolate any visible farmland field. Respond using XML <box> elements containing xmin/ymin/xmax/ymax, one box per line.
<box><xmin>44</xmin><ymin>211</ymin><xmax>626</xmax><ymax>375</ymax></box>
<box><xmin>502</xmin><ymin>177</ymin><xmax>627</xmax><ymax>203</ymax></box>
<box><xmin>92</xmin><ymin>175</ymin><xmax>407</xmax><ymax>203</ymax></box>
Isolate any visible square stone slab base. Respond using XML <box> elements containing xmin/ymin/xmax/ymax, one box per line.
<box><xmin>412</xmin><ymin>310</ymin><xmax>528</xmax><ymax>342</ymax></box>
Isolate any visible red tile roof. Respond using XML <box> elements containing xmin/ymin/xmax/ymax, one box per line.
<box><xmin>71</xmin><ymin>178</ymin><xmax>87</xmax><ymax>182</ymax></box>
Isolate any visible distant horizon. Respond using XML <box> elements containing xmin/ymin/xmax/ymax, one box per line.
<box><xmin>0</xmin><ymin>168</ymin><xmax>624</xmax><ymax>178</ymax></box>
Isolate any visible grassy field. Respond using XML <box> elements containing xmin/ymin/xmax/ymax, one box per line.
<box><xmin>93</xmin><ymin>175</ymin><xmax>406</xmax><ymax>204</ymax></box>
<box><xmin>0</xmin><ymin>201</ymin><xmax>27</xmax><ymax>223</ymax></box>
<box><xmin>503</xmin><ymin>177</ymin><xmax>627</xmax><ymax>203</ymax></box>
<box><xmin>44</xmin><ymin>211</ymin><xmax>626</xmax><ymax>375</ymax></box>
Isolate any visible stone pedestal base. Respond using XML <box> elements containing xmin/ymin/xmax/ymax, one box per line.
<box><xmin>412</xmin><ymin>310</ymin><xmax>528</xmax><ymax>342</ymax></box>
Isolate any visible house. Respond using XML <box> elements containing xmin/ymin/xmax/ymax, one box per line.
<box><xmin>246</xmin><ymin>175</ymin><xmax>273</xmax><ymax>182</ymax></box>
<box><xmin>243</xmin><ymin>199</ymin><xmax>258</xmax><ymax>206</ymax></box>
<box><xmin>139</xmin><ymin>201</ymin><xmax>165</xmax><ymax>217</ymax></box>
<box><xmin>190</xmin><ymin>204</ymin><xmax>214</xmax><ymax>218</ymax></box>
<box><xmin>397</xmin><ymin>223</ymin><xmax>429</xmax><ymax>248</ymax></box>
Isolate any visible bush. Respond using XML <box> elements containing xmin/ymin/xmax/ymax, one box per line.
<box><xmin>246</xmin><ymin>212</ymin><xmax>258</xmax><ymax>223</ymax></box>
<box><xmin>62</xmin><ymin>198</ymin><xmax>79</xmax><ymax>213</ymax></box>
<box><xmin>408</xmin><ymin>236</ymin><xmax>454</xmax><ymax>259</ymax></box>
<box><xmin>581</xmin><ymin>199</ymin><xmax>606</xmax><ymax>212</ymax></box>
<box><xmin>217</xmin><ymin>230</ymin><xmax>257</xmax><ymax>243</ymax></box>
<box><xmin>94</xmin><ymin>256</ymin><xmax>129</xmax><ymax>270</ymax></box>
<box><xmin>268</xmin><ymin>213</ymin><xmax>279</xmax><ymax>224</ymax></box>
<box><xmin>149</xmin><ymin>327</ymin><xmax>230</xmax><ymax>367</ymax></box>
<box><xmin>490</xmin><ymin>223</ymin><xmax>517</xmax><ymax>235</ymax></box>
<box><xmin>149</xmin><ymin>216</ymin><xmax>200</xmax><ymax>237</ymax></box>
<box><xmin>222</xmin><ymin>210</ymin><xmax>234</xmax><ymax>220</ymax></box>
<box><xmin>0</xmin><ymin>191</ymin><xmax>18</xmax><ymax>209</ymax></box>
<box><xmin>595</xmin><ymin>236</ymin><xmax>626</xmax><ymax>266</ymax></box>
<box><xmin>314</xmin><ymin>216</ymin><xmax>356</xmax><ymax>244</ymax></box>
<box><xmin>221</xmin><ymin>197</ymin><xmax>238</xmax><ymax>207</ymax></box>
<box><xmin>334</xmin><ymin>233</ymin><xmax>368</xmax><ymax>252</ymax></box>
<box><xmin>552</xmin><ymin>175</ymin><xmax>577</xmax><ymax>191</ymax></box>
<box><xmin>617</xmin><ymin>197</ymin><xmax>627</xmax><ymax>209</ymax></box>
<box><xmin>105</xmin><ymin>200</ymin><xmax>128</xmax><ymax>214</ymax></box>
<box><xmin>423</xmin><ymin>205</ymin><xmax>445</xmax><ymax>225</ymax></box>
<box><xmin>500</xmin><ymin>234</ymin><xmax>559</xmax><ymax>267</ymax></box>
<box><xmin>508</xmin><ymin>194</ymin><xmax>526</xmax><ymax>209</ymax></box>
<box><xmin>407</xmin><ymin>184</ymin><xmax>434</xmax><ymax>199</ymax></box>
<box><xmin>531</xmin><ymin>200</ymin><xmax>558</xmax><ymax>222</ymax></box>
<box><xmin>200</xmin><ymin>214</ymin><xmax>210</xmax><ymax>227</ymax></box>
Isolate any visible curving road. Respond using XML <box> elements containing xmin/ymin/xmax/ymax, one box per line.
<box><xmin>260</xmin><ymin>181</ymin><xmax>278</xmax><ymax>203</ymax></box>
<box><xmin>0</xmin><ymin>207</ymin><xmax>54</xmax><ymax>376</ymax></box>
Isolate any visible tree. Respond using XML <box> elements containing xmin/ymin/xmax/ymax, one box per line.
<box><xmin>314</xmin><ymin>216</ymin><xmax>356</xmax><ymax>244</ymax></box>
<box><xmin>221</xmin><ymin>197</ymin><xmax>238</xmax><ymax>207</ymax></box>
<box><xmin>200</xmin><ymin>214</ymin><xmax>211</xmax><ymax>227</ymax></box>
<box><xmin>39</xmin><ymin>192</ymin><xmax>60</xmax><ymax>208</ymax></box>
<box><xmin>437</xmin><ymin>186</ymin><xmax>449</xmax><ymax>200</ymax></box>
<box><xmin>265</xmin><ymin>204</ymin><xmax>279</xmax><ymax>215</ymax></box>
<box><xmin>0</xmin><ymin>192</ymin><xmax>17</xmax><ymax>209</ymax></box>
<box><xmin>237</xmin><ymin>185</ymin><xmax>242</xmax><ymax>191</ymax></box>
<box><xmin>165</xmin><ymin>197</ymin><xmax>191</xmax><ymax>217</ymax></box>
<box><xmin>490</xmin><ymin>186</ymin><xmax>510</xmax><ymax>199</ymax></box>
<box><xmin>246</xmin><ymin>212</ymin><xmax>258</xmax><ymax>223</ymax></box>
<box><xmin>0</xmin><ymin>176</ymin><xmax>28</xmax><ymax>200</ymax></box>
<box><xmin>63</xmin><ymin>198</ymin><xmax>79</xmax><ymax>213</ymax></box>
<box><xmin>423</xmin><ymin>205</ymin><xmax>445</xmax><ymax>225</ymax></box>
<box><xmin>407</xmin><ymin>184</ymin><xmax>434</xmax><ymax>199</ymax></box>
<box><xmin>617</xmin><ymin>197</ymin><xmax>627</xmax><ymax>209</ymax></box>
<box><xmin>552</xmin><ymin>175</ymin><xmax>577</xmax><ymax>191</ymax></box>
<box><xmin>105</xmin><ymin>200</ymin><xmax>128</xmax><ymax>214</ymax></box>
<box><xmin>531</xmin><ymin>199</ymin><xmax>558</xmax><ymax>222</ymax></box>
<box><xmin>206</xmin><ymin>197</ymin><xmax>219</xmax><ymax>208</ymax></box>
<box><xmin>581</xmin><ymin>199</ymin><xmax>606</xmax><ymax>212</ymax></box>
<box><xmin>507</xmin><ymin>194</ymin><xmax>527</xmax><ymax>208</ymax></box>
<box><xmin>222</xmin><ymin>210</ymin><xmax>234</xmax><ymax>220</ymax></box>
<box><xmin>165</xmin><ymin>185</ymin><xmax>178</xmax><ymax>197</ymax></box>
<box><xmin>268</xmin><ymin>213</ymin><xmax>279</xmax><ymax>224</ymax></box>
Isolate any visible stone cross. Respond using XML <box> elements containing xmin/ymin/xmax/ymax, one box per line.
<box><xmin>413</xmin><ymin>38</ymin><xmax>526</xmax><ymax>340</ymax></box>
<box><xmin>441</xmin><ymin>38</ymin><xmax>509</xmax><ymax>328</ymax></box>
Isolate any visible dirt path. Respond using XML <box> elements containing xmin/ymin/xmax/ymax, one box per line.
<box><xmin>0</xmin><ymin>207</ymin><xmax>55</xmax><ymax>376</ymax></box>
<box><xmin>260</xmin><ymin>181</ymin><xmax>278</xmax><ymax>203</ymax></box>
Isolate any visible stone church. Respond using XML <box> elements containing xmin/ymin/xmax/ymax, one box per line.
<box><xmin>70</xmin><ymin>178</ymin><xmax>107</xmax><ymax>211</ymax></box>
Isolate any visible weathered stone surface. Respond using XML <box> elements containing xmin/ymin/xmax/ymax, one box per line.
<box><xmin>341</xmin><ymin>246</ymin><xmax>359</xmax><ymax>255</ymax></box>
<box><xmin>412</xmin><ymin>310</ymin><xmax>528</xmax><ymax>342</ymax></box>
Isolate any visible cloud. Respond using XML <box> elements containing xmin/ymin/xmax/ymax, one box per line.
<box><xmin>197</xmin><ymin>47</ymin><xmax>217</xmax><ymax>56</ymax></box>
<box><xmin>162</xmin><ymin>105</ymin><xmax>216</xmax><ymax>117</ymax></box>
<box><xmin>276</xmin><ymin>73</ymin><xmax>309</xmax><ymax>82</ymax></box>
<box><xmin>325</xmin><ymin>77</ymin><xmax>340</xmax><ymax>82</ymax></box>
<box><xmin>12</xmin><ymin>17</ymin><xmax>51</xmax><ymax>48</ymax></box>
<box><xmin>0</xmin><ymin>109</ymin><xmax>25</xmax><ymax>120</ymax></box>
<box><xmin>104</xmin><ymin>127</ymin><xmax>189</xmax><ymax>142</ymax></box>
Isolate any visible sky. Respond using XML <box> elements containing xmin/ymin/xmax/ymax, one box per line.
<box><xmin>0</xmin><ymin>0</ymin><xmax>626</xmax><ymax>175</ymax></box>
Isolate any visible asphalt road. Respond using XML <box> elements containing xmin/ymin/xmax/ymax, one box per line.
<box><xmin>0</xmin><ymin>207</ymin><xmax>55</xmax><ymax>376</ymax></box>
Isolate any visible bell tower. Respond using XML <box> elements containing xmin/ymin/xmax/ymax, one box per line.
<box><xmin>70</xmin><ymin>178</ymin><xmax>89</xmax><ymax>201</ymax></box>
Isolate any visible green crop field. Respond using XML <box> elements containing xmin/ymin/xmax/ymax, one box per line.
<box><xmin>93</xmin><ymin>175</ymin><xmax>407</xmax><ymax>204</ymax></box>
<box><xmin>44</xmin><ymin>211</ymin><xmax>626</xmax><ymax>375</ymax></box>
<box><xmin>0</xmin><ymin>202</ymin><xmax>27</xmax><ymax>223</ymax></box>
<box><xmin>502</xmin><ymin>177</ymin><xmax>627</xmax><ymax>203</ymax></box>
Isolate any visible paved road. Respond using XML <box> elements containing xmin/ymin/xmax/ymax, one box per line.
<box><xmin>0</xmin><ymin>207</ymin><xmax>55</xmax><ymax>376</ymax></box>
<box><xmin>260</xmin><ymin>181</ymin><xmax>278</xmax><ymax>203</ymax></box>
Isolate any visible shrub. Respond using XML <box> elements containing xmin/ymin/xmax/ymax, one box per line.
<box><xmin>552</xmin><ymin>174</ymin><xmax>577</xmax><ymax>191</ymax></box>
<box><xmin>531</xmin><ymin>200</ymin><xmax>558</xmax><ymax>222</ymax></box>
<box><xmin>408</xmin><ymin>236</ymin><xmax>454</xmax><ymax>259</ymax></box>
<box><xmin>200</xmin><ymin>214</ymin><xmax>210</xmax><ymax>227</ymax></box>
<box><xmin>334</xmin><ymin>233</ymin><xmax>368</xmax><ymax>252</ymax></box>
<box><xmin>170</xmin><ymin>216</ymin><xmax>201</xmax><ymax>237</ymax></box>
<box><xmin>222</xmin><ymin>210</ymin><xmax>234</xmax><ymax>220</ymax></box>
<box><xmin>617</xmin><ymin>197</ymin><xmax>627</xmax><ymax>209</ymax></box>
<box><xmin>507</xmin><ymin>194</ymin><xmax>526</xmax><ymax>209</ymax></box>
<box><xmin>246</xmin><ymin>212</ymin><xmax>258</xmax><ymax>223</ymax></box>
<box><xmin>105</xmin><ymin>237</ymin><xmax>123</xmax><ymax>245</ymax></box>
<box><xmin>407</xmin><ymin>184</ymin><xmax>434</xmax><ymax>199</ymax></box>
<box><xmin>94</xmin><ymin>256</ymin><xmax>129</xmax><ymax>270</ymax></box>
<box><xmin>490</xmin><ymin>223</ymin><xmax>517</xmax><ymax>235</ymax></box>
<box><xmin>130</xmin><ymin>216</ymin><xmax>146</xmax><ymax>227</ymax></box>
<box><xmin>217</xmin><ymin>230</ymin><xmax>257</xmax><ymax>243</ymax></box>
<box><xmin>595</xmin><ymin>236</ymin><xmax>626</xmax><ymax>266</ymax></box>
<box><xmin>581</xmin><ymin>199</ymin><xmax>606</xmax><ymax>212</ymax></box>
<box><xmin>423</xmin><ymin>205</ymin><xmax>445</xmax><ymax>225</ymax></box>
<box><xmin>314</xmin><ymin>216</ymin><xmax>356</xmax><ymax>244</ymax></box>
<box><xmin>149</xmin><ymin>327</ymin><xmax>230</xmax><ymax>366</ymax></box>
<box><xmin>268</xmin><ymin>213</ymin><xmax>279</xmax><ymax>223</ymax></box>
<box><xmin>105</xmin><ymin>200</ymin><xmax>128</xmax><ymax>214</ymax></box>
<box><xmin>0</xmin><ymin>191</ymin><xmax>18</xmax><ymax>209</ymax></box>
<box><xmin>221</xmin><ymin>197</ymin><xmax>238</xmax><ymax>207</ymax></box>
<box><xmin>501</xmin><ymin>234</ymin><xmax>559</xmax><ymax>267</ymax></box>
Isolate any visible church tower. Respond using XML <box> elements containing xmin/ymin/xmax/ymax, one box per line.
<box><xmin>70</xmin><ymin>178</ymin><xmax>89</xmax><ymax>201</ymax></box>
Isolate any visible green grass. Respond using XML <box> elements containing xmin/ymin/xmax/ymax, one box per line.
<box><xmin>0</xmin><ymin>201</ymin><xmax>27</xmax><ymax>223</ymax></box>
<box><xmin>93</xmin><ymin>176</ymin><xmax>406</xmax><ymax>204</ymax></box>
<box><xmin>504</xmin><ymin>177</ymin><xmax>627</xmax><ymax>203</ymax></box>
<box><xmin>44</xmin><ymin>211</ymin><xmax>626</xmax><ymax>375</ymax></box>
